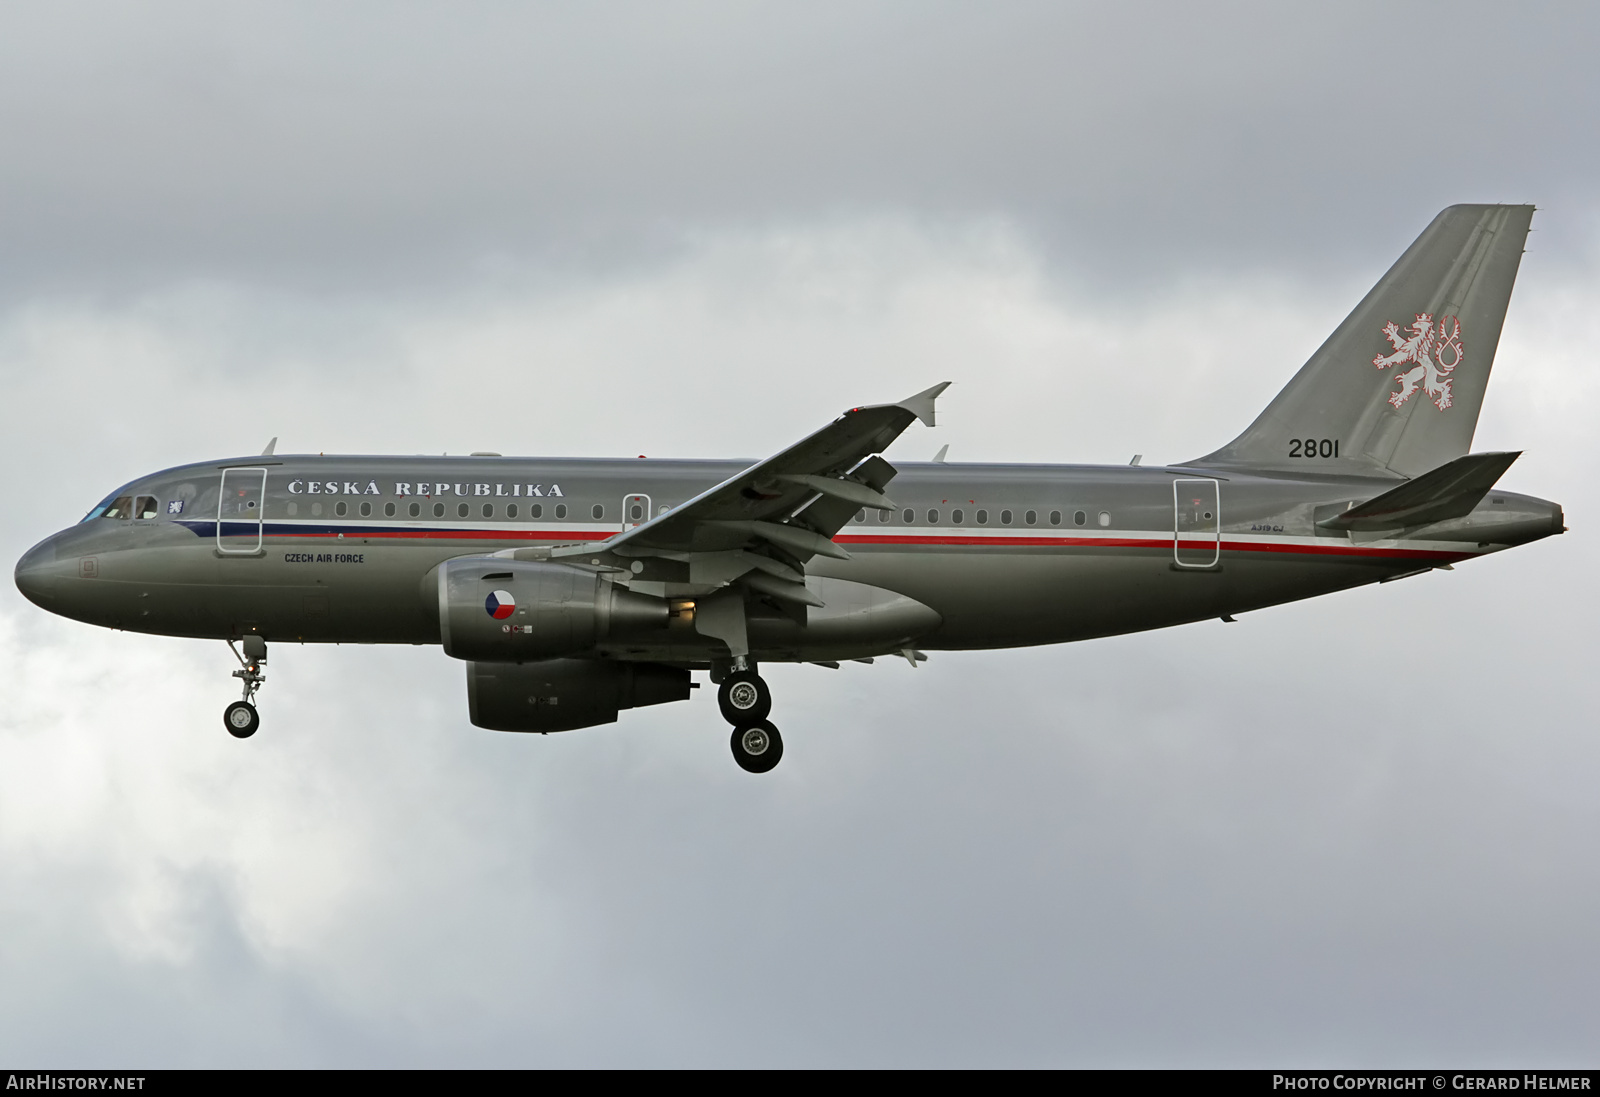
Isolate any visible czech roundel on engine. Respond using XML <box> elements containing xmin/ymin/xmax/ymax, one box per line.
<box><xmin>486</xmin><ymin>590</ymin><xmax>516</xmax><ymax>620</ymax></box>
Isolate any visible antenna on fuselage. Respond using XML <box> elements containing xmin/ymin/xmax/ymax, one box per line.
<box><xmin>932</xmin><ymin>444</ymin><xmax>949</xmax><ymax>463</ymax></box>
<box><xmin>260</xmin><ymin>437</ymin><xmax>278</xmax><ymax>457</ymax></box>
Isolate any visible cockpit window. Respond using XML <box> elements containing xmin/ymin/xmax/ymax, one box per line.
<box><xmin>135</xmin><ymin>496</ymin><xmax>159</xmax><ymax>519</ymax></box>
<box><xmin>82</xmin><ymin>483</ymin><xmax>141</xmax><ymax>522</ymax></box>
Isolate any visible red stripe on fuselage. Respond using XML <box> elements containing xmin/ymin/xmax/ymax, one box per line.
<box><xmin>834</xmin><ymin>533</ymin><xmax>1473</xmax><ymax>562</ymax></box>
<box><xmin>257</xmin><ymin>527</ymin><xmax>1475</xmax><ymax>563</ymax></box>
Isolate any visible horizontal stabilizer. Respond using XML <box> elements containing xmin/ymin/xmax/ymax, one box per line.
<box><xmin>1318</xmin><ymin>451</ymin><xmax>1521</xmax><ymax>532</ymax></box>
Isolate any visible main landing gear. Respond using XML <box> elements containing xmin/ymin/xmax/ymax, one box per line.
<box><xmin>718</xmin><ymin>663</ymin><xmax>782</xmax><ymax>774</ymax></box>
<box><xmin>224</xmin><ymin>636</ymin><xmax>267</xmax><ymax>739</ymax></box>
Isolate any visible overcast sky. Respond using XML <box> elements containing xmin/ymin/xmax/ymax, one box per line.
<box><xmin>1</xmin><ymin>1</ymin><xmax>1597</xmax><ymax>1067</ymax></box>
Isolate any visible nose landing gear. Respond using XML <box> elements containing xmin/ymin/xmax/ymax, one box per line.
<box><xmin>717</xmin><ymin>661</ymin><xmax>783</xmax><ymax>773</ymax></box>
<box><xmin>224</xmin><ymin>636</ymin><xmax>266</xmax><ymax>739</ymax></box>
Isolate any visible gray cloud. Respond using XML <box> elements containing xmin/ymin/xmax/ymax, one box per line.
<box><xmin>3</xmin><ymin>1</ymin><xmax>1598</xmax><ymax>299</ymax></box>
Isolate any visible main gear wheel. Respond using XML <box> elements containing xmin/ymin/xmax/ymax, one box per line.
<box><xmin>730</xmin><ymin>720</ymin><xmax>783</xmax><ymax>773</ymax></box>
<box><xmin>717</xmin><ymin>670</ymin><xmax>771</xmax><ymax>724</ymax></box>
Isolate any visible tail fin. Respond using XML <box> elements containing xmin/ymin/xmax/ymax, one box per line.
<box><xmin>1194</xmin><ymin>204</ymin><xmax>1534</xmax><ymax>478</ymax></box>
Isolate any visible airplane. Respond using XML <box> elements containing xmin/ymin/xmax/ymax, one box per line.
<box><xmin>13</xmin><ymin>204</ymin><xmax>1564</xmax><ymax>773</ymax></box>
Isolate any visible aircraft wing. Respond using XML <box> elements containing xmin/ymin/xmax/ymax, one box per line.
<box><xmin>575</xmin><ymin>382</ymin><xmax>949</xmax><ymax>569</ymax></box>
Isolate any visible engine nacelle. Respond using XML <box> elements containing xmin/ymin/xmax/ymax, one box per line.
<box><xmin>436</xmin><ymin>558</ymin><xmax>667</xmax><ymax>662</ymax></box>
<box><xmin>467</xmin><ymin>658</ymin><xmax>692</xmax><ymax>732</ymax></box>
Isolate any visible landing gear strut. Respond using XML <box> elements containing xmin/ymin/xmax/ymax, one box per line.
<box><xmin>717</xmin><ymin>661</ymin><xmax>782</xmax><ymax>772</ymax></box>
<box><xmin>224</xmin><ymin>636</ymin><xmax>266</xmax><ymax>739</ymax></box>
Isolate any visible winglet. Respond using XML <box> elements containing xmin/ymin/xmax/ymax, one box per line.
<box><xmin>897</xmin><ymin>382</ymin><xmax>951</xmax><ymax>428</ymax></box>
<box><xmin>261</xmin><ymin>437</ymin><xmax>278</xmax><ymax>456</ymax></box>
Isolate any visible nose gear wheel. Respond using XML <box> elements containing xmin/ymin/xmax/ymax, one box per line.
<box><xmin>224</xmin><ymin>700</ymin><xmax>259</xmax><ymax>738</ymax></box>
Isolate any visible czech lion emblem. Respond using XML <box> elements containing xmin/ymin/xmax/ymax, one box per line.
<box><xmin>1372</xmin><ymin>312</ymin><xmax>1463</xmax><ymax>411</ymax></box>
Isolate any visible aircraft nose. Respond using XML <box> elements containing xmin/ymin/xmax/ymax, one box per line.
<box><xmin>14</xmin><ymin>540</ymin><xmax>59</xmax><ymax>607</ymax></box>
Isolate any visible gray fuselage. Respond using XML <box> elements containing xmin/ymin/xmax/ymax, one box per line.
<box><xmin>13</xmin><ymin>454</ymin><xmax>1564</xmax><ymax>664</ymax></box>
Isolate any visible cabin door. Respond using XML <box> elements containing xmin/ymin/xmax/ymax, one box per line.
<box><xmin>1173</xmin><ymin>479</ymin><xmax>1220</xmax><ymax>568</ymax></box>
<box><xmin>218</xmin><ymin>467</ymin><xmax>267</xmax><ymax>554</ymax></box>
<box><xmin>622</xmin><ymin>493</ymin><xmax>652</xmax><ymax>532</ymax></box>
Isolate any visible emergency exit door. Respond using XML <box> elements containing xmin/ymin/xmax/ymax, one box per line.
<box><xmin>1173</xmin><ymin>478</ymin><xmax>1220</xmax><ymax>568</ymax></box>
<box><xmin>622</xmin><ymin>494</ymin><xmax>652</xmax><ymax>531</ymax></box>
<box><xmin>218</xmin><ymin>467</ymin><xmax>267</xmax><ymax>554</ymax></box>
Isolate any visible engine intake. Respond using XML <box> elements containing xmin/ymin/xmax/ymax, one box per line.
<box><xmin>468</xmin><ymin>658</ymin><xmax>692</xmax><ymax>732</ymax></box>
<box><xmin>436</xmin><ymin>558</ymin><xmax>667</xmax><ymax>661</ymax></box>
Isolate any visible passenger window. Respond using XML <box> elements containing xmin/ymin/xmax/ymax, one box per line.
<box><xmin>592</xmin><ymin>504</ymin><xmax>604</xmax><ymax>520</ymax></box>
<box><xmin>902</xmin><ymin>509</ymin><xmax>914</xmax><ymax>524</ymax></box>
<box><xmin>507</xmin><ymin>503</ymin><xmax>518</xmax><ymax>519</ymax></box>
<box><xmin>360</xmin><ymin>501</ymin><xmax>372</xmax><ymax>517</ymax></box>
<box><xmin>135</xmin><ymin>496</ymin><xmax>159</xmax><ymax>519</ymax></box>
<box><xmin>879</xmin><ymin>509</ymin><xmax>891</xmax><ymax>523</ymax></box>
<box><xmin>1000</xmin><ymin>509</ymin><xmax>1013</xmax><ymax>525</ymax></box>
<box><xmin>1098</xmin><ymin>511</ymin><xmax>1111</xmax><ymax>527</ymax></box>
<box><xmin>384</xmin><ymin>502</ymin><xmax>396</xmax><ymax>517</ymax></box>
<box><xmin>433</xmin><ymin>503</ymin><xmax>445</xmax><ymax>518</ymax></box>
<box><xmin>482</xmin><ymin>503</ymin><xmax>494</xmax><ymax>518</ymax></box>
<box><xmin>103</xmin><ymin>496</ymin><xmax>134</xmax><ymax>520</ymax></box>
<box><xmin>630</xmin><ymin>503</ymin><xmax>644</xmax><ymax>521</ymax></box>
<box><xmin>1025</xmin><ymin>510</ymin><xmax>1036</xmax><ymax>526</ymax></box>
<box><xmin>312</xmin><ymin>502</ymin><xmax>324</xmax><ymax>517</ymax></box>
<box><xmin>952</xmin><ymin>509</ymin><xmax>964</xmax><ymax>524</ymax></box>
<box><xmin>336</xmin><ymin>501</ymin><xmax>348</xmax><ymax>517</ymax></box>
<box><xmin>1050</xmin><ymin>510</ymin><xmax>1061</xmax><ymax>526</ymax></box>
<box><xmin>531</xmin><ymin>503</ymin><xmax>543</xmax><ymax>519</ymax></box>
<box><xmin>976</xmin><ymin>509</ymin><xmax>988</xmax><ymax>525</ymax></box>
<box><xmin>855</xmin><ymin>510</ymin><xmax>866</xmax><ymax>523</ymax></box>
<box><xmin>927</xmin><ymin>509</ymin><xmax>939</xmax><ymax>524</ymax></box>
<box><xmin>555</xmin><ymin>504</ymin><xmax>567</xmax><ymax>520</ymax></box>
<box><xmin>457</xmin><ymin>503</ymin><xmax>470</xmax><ymax>518</ymax></box>
<box><xmin>287</xmin><ymin>502</ymin><xmax>298</xmax><ymax>517</ymax></box>
<box><xmin>407</xmin><ymin>502</ymin><xmax>419</xmax><ymax>518</ymax></box>
<box><xmin>1074</xmin><ymin>510</ymin><xmax>1086</xmax><ymax>526</ymax></box>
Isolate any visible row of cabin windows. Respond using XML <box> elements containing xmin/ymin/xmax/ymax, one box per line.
<box><xmin>99</xmin><ymin>493</ymin><xmax>1109</xmax><ymax>529</ymax></box>
<box><xmin>285</xmin><ymin>500</ymin><xmax>607</xmax><ymax>521</ymax></box>
<box><xmin>854</xmin><ymin>507</ymin><xmax>1113</xmax><ymax>528</ymax></box>
<box><xmin>102</xmin><ymin>496</ymin><xmax>617</xmax><ymax>522</ymax></box>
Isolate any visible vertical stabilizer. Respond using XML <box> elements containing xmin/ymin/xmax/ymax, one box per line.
<box><xmin>1194</xmin><ymin>204</ymin><xmax>1533</xmax><ymax>477</ymax></box>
